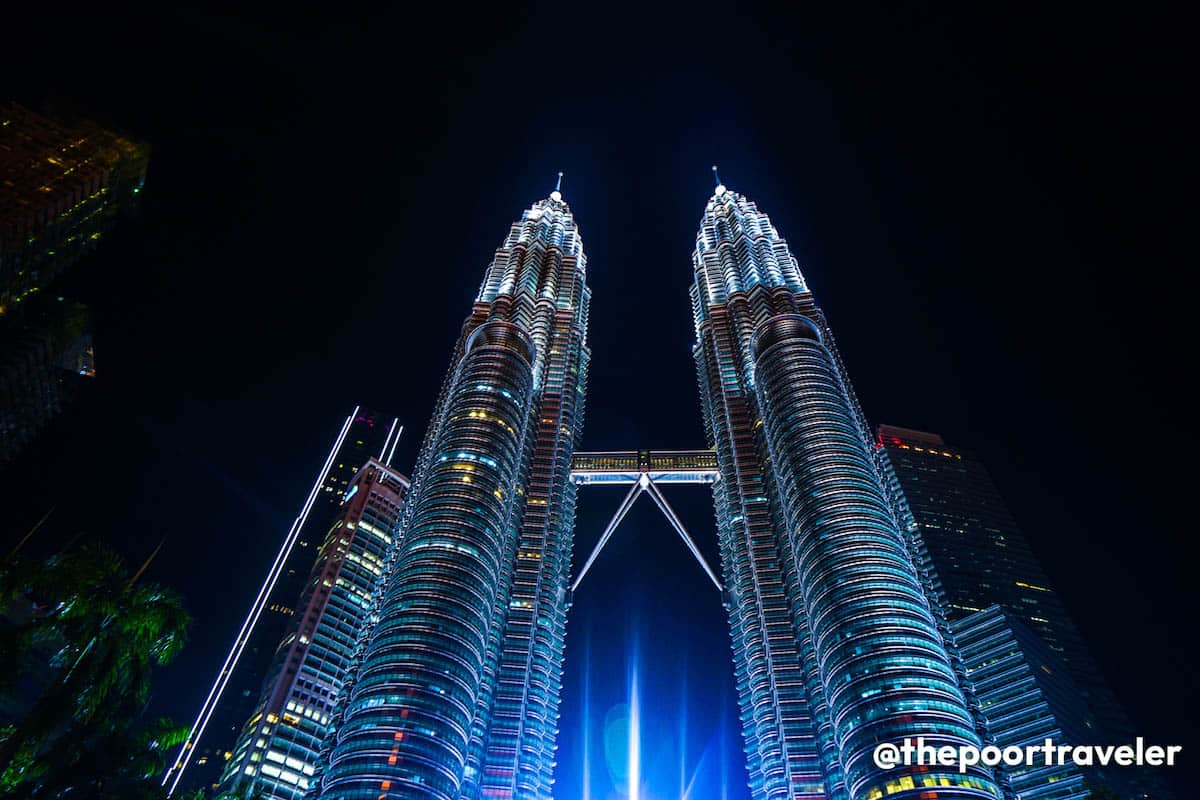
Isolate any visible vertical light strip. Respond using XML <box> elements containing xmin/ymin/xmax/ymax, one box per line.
<box><xmin>162</xmin><ymin>406</ymin><xmax>359</xmax><ymax>795</ymax></box>
<box><xmin>378</xmin><ymin>416</ymin><xmax>399</xmax><ymax>460</ymax></box>
<box><xmin>385</xmin><ymin>421</ymin><xmax>403</xmax><ymax>466</ymax></box>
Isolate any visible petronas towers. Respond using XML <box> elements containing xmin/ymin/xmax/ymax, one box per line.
<box><xmin>299</xmin><ymin>178</ymin><xmax>1000</xmax><ymax>800</ymax></box>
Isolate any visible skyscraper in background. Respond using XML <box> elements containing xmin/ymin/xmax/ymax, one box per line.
<box><xmin>219</xmin><ymin>456</ymin><xmax>410</xmax><ymax>799</ymax></box>
<box><xmin>166</xmin><ymin>409</ymin><xmax>403</xmax><ymax>795</ymax></box>
<box><xmin>689</xmin><ymin>176</ymin><xmax>998</xmax><ymax>800</ymax></box>
<box><xmin>877</xmin><ymin>424</ymin><xmax>1167</xmax><ymax>799</ymax></box>
<box><xmin>0</xmin><ymin>295</ymin><xmax>93</xmax><ymax>464</ymax></box>
<box><xmin>875</xmin><ymin>426</ymin><xmax>1105</xmax><ymax>692</ymax></box>
<box><xmin>314</xmin><ymin>184</ymin><xmax>590</xmax><ymax>800</ymax></box>
<box><xmin>0</xmin><ymin>101</ymin><xmax>148</xmax><ymax>314</ymax></box>
<box><xmin>951</xmin><ymin>606</ymin><xmax>1091</xmax><ymax>800</ymax></box>
<box><xmin>1</xmin><ymin>101</ymin><xmax>146</xmax><ymax>464</ymax></box>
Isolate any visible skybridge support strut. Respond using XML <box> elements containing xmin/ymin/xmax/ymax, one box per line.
<box><xmin>642</xmin><ymin>476</ymin><xmax>723</xmax><ymax>592</ymax></box>
<box><xmin>572</xmin><ymin>481</ymin><xmax>641</xmax><ymax>592</ymax></box>
<box><xmin>570</xmin><ymin>472</ymin><xmax>723</xmax><ymax>594</ymax></box>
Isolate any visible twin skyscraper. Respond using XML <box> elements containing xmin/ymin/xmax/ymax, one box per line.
<box><xmin>313</xmin><ymin>176</ymin><xmax>995</xmax><ymax>800</ymax></box>
<box><xmin>174</xmin><ymin>176</ymin><xmax>1136</xmax><ymax>800</ymax></box>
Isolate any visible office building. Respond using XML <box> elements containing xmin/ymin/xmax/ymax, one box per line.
<box><xmin>165</xmin><ymin>409</ymin><xmax>403</xmax><ymax>794</ymax></box>
<box><xmin>0</xmin><ymin>296</ymin><xmax>93</xmax><ymax>464</ymax></box>
<box><xmin>877</xmin><ymin>425</ymin><xmax>1166</xmax><ymax>799</ymax></box>
<box><xmin>1</xmin><ymin>101</ymin><xmax>148</xmax><ymax>313</ymax></box>
<box><xmin>219</xmin><ymin>457</ymin><xmax>410</xmax><ymax>798</ymax></box>
<box><xmin>953</xmin><ymin>606</ymin><xmax>1090</xmax><ymax>800</ymax></box>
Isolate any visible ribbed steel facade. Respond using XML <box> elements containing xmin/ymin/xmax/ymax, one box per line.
<box><xmin>315</xmin><ymin>192</ymin><xmax>589</xmax><ymax>800</ymax></box>
<box><xmin>690</xmin><ymin>185</ymin><xmax>1001</xmax><ymax>800</ymax></box>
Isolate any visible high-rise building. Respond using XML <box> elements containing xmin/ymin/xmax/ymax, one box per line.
<box><xmin>1</xmin><ymin>102</ymin><xmax>146</xmax><ymax>464</ymax></box>
<box><xmin>875</xmin><ymin>427</ymin><xmax>1094</xmax><ymax>677</ymax></box>
<box><xmin>951</xmin><ymin>606</ymin><xmax>1090</xmax><ymax>800</ymax></box>
<box><xmin>298</xmin><ymin>177</ymin><xmax>1138</xmax><ymax>800</ymax></box>
<box><xmin>876</xmin><ymin>424</ymin><xmax>1167</xmax><ymax>799</ymax></box>
<box><xmin>1</xmin><ymin>102</ymin><xmax>148</xmax><ymax>314</ymax></box>
<box><xmin>166</xmin><ymin>408</ymin><xmax>403</xmax><ymax>795</ymax></box>
<box><xmin>219</xmin><ymin>456</ymin><xmax>410</xmax><ymax>799</ymax></box>
<box><xmin>314</xmin><ymin>184</ymin><xmax>590</xmax><ymax>800</ymax></box>
<box><xmin>0</xmin><ymin>295</ymin><xmax>94</xmax><ymax>464</ymax></box>
<box><xmin>689</xmin><ymin>176</ymin><xmax>998</xmax><ymax>800</ymax></box>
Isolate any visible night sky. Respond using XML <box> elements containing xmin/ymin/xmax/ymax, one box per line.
<box><xmin>4</xmin><ymin>4</ymin><xmax>1193</xmax><ymax>797</ymax></box>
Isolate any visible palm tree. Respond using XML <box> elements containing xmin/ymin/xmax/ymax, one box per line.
<box><xmin>0</xmin><ymin>542</ymin><xmax>190</xmax><ymax>792</ymax></box>
<box><xmin>11</xmin><ymin>716</ymin><xmax>190</xmax><ymax>799</ymax></box>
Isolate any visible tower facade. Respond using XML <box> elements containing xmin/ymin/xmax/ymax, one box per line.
<box><xmin>315</xmin><ymin>188</ymin><xmax>590</xmax><ymax>800</ymax></box>
<box><xmin>220</xmin><ymin>457</ymin><xmax>410</xmax><ymax>799</ymax></box>
<box><xmin>690</xmin><ymin>180</ymin><xmax>999</xmax><ymax>800</ymax></box>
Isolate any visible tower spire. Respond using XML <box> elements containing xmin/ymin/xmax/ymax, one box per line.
<box><xmin>712</xmin><ymin>165</ymin><xmax>727</xmax><ymax>196</ymax></box>
<box><xmin>551</xmin><ymin>171</ymin><xmax>563</xmax><ymax>202</ymax></box>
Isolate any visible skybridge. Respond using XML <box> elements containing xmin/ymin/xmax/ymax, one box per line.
<box><xmin>569</xmin><ymin>449</ymin><xmax>722</xmax><ymax>594</ymax></box>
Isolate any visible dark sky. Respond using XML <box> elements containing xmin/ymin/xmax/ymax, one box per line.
<box><xmin>4</xmin><ymin>4</ymin><xmax>1193</xmax><ymax>797</ymax></box>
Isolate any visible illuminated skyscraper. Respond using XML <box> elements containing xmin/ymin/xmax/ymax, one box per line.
<box><xmin>877</xmin><ymin>425</ymin><xmax>1168</xmax><ymax>799</ymax></box>
<box><xmin>0</xmin><ymin>295</ymin><xmax>94</xmax><ymax>464</ymax></box>
<box><xmin>0</xmin><ymin>102</ymin><xmax>148</xmax><ymax>314</ymax></box>
<box><xmin>219</xmin><ymin>456</ymin><xmax>410</xmax><ymax>799</ymax></box>
<box><xmin>690</xmin><ymin>173</ymin><xmax>999</xmax><ymax>800</ymax></box>
<box><xmin>875</xmin><ymin>427</ymin><xmax>1119</xmax><ymax>703</ymax></box>
<box><xmin>951</xmin><ymin>606</ymin><xmax>1090</xmax><ymax>800</ymax></box>
<box><xmin>315</xmin><ymin>183</ymin><xmax>590</xmax><ymax>800</ymax></box>
<box><xmin>1</xmin><ymin>102</ymin><xmax>145</xmax><ymax>463</ymax></box>
<box><xmin>165</xmin><ymin>409</ymin><xmax>403</xmax><ymax>795</ymax></box>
